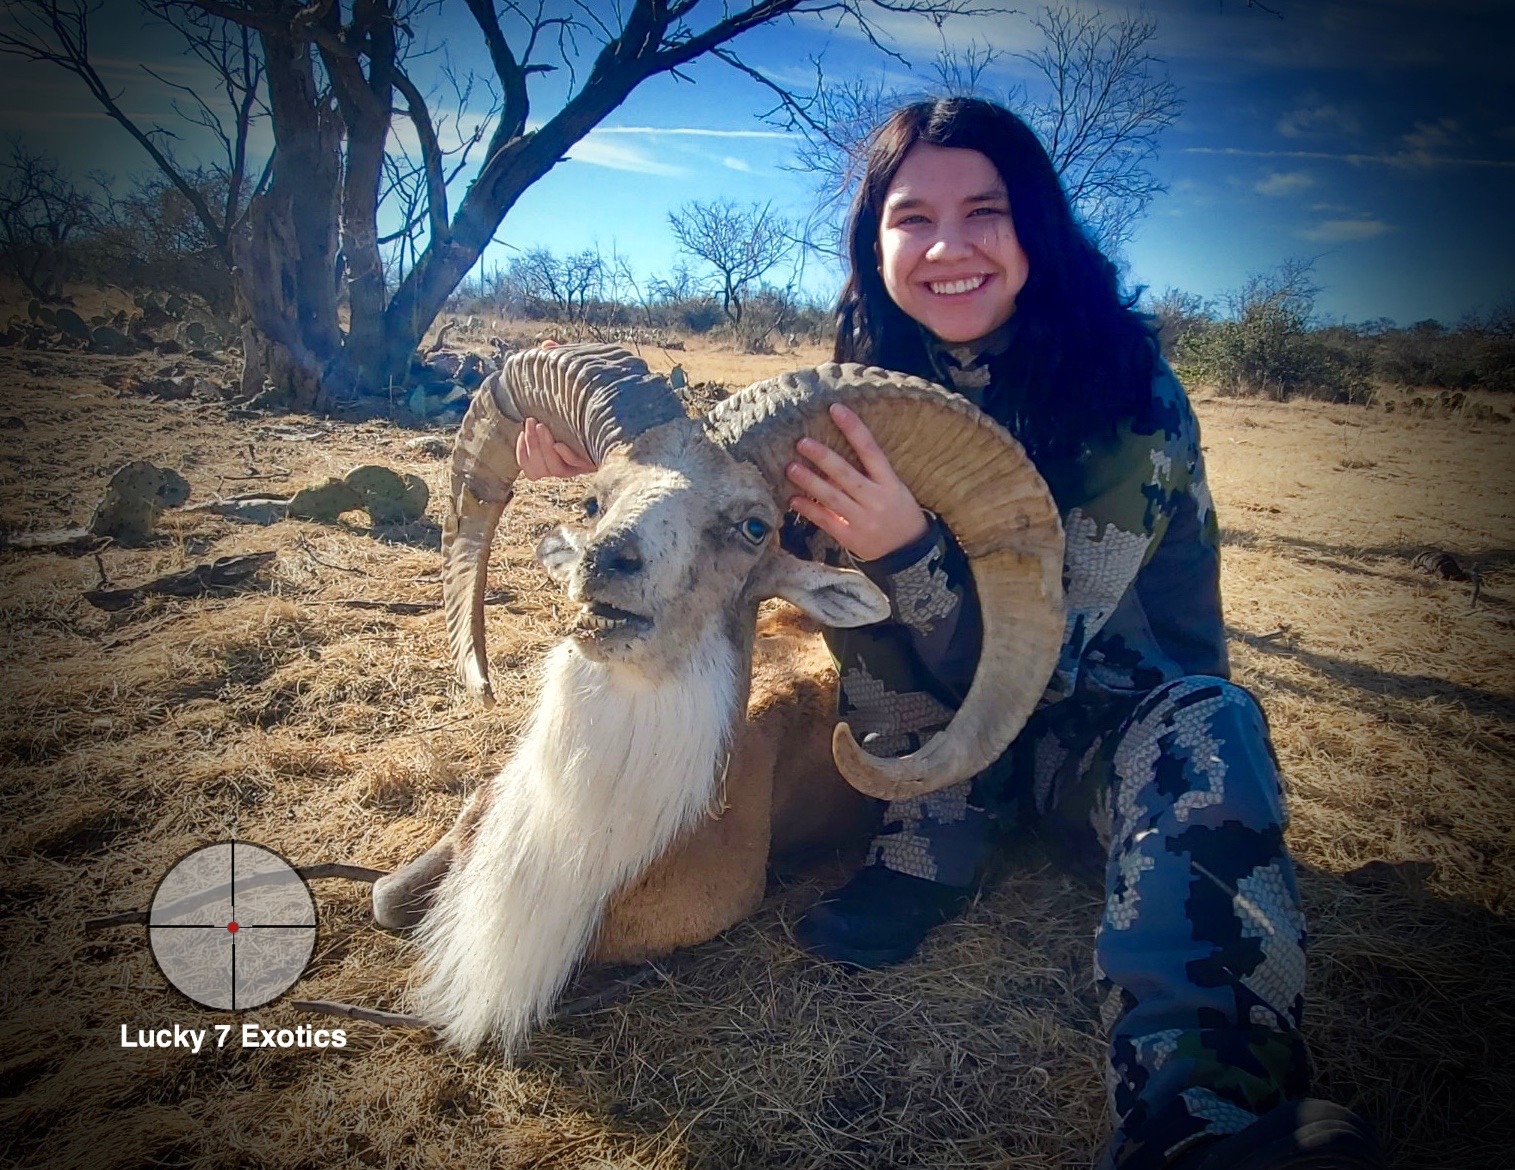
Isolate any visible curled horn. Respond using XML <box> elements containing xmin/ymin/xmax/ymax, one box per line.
<box><xmin>444</xmin><ymin>344</ymin><xmax>686</xmax><ymax>703</ymax></box>
<box><xmin>707</xmin><ymin>363</ymin><xmax>1065</xmax><ymax>802</ymax></box>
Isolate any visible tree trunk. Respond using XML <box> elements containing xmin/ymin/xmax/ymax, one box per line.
<box><xmin>233</xmin><ymin>31</ymin><xmax>345</xmax><ymax>411</ymax></box>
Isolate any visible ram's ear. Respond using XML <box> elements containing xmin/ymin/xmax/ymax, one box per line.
<box><xmin>751</xmin><ymin>549</ymin><xmax>890</xmax><ymax>628</ymax></box>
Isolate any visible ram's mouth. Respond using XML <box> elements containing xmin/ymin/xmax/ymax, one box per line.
<box><xmin>573</xmin><ymin>601</ymin><xmax>652</xmax><ymax>638</ymax></box>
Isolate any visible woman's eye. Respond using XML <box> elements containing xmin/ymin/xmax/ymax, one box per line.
<box><xmin>969</xmin><ymin>206</ymin><xmax>1006</xmax><ymax>217</ymax></box>
<box><xmin>739</xmin><ymin>517</ymin><xmax>769</xmax><ymax>544</ymax></box>
<box><xmin>581</xmin><ymin>497</ymin><xmax>600</xmax><ymax>518</ymax></box>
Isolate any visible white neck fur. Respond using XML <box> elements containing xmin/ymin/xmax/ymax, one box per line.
<box><xmin>415</xmin><ymin>627</ymin><xmax>741</xmax><ymax>1053</ymax></box>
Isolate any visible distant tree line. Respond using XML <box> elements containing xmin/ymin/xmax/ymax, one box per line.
<box><xmin>6</xmin><ymin>138</ymin><xmax>1509</xmax><ymax>393</ymax></box>
<box><xmin>0</xmin><ymin>139</ymin><xmax>239</xmax><ymax>319</ymax></box>
<box><xmin>1146</xmin><ymin>263</ymin><xmax>1515</xmax><ymax>403</ymax></box>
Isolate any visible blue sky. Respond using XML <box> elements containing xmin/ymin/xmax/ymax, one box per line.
<box><xmin>1</xmin><ymin>0</ymin><xmax>1511</xmax><ymax>326</ymax></box>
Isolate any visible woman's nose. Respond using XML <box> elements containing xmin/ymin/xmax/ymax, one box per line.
<box><xmin>925</xmin><ymin>226</ymin><xmax>974</xmax><ymax>261</ymax></box>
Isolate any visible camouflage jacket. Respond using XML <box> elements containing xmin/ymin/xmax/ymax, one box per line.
<box><xmin>782</xmin><ymin>350</ymin><xmax>1226</xmax><ymax>756</ymax></box>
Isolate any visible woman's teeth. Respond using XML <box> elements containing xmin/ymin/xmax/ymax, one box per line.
<box><xmin>928</xmin><ymin>276</ymin><xmax>987</xmax><ymax>295</ymax></box>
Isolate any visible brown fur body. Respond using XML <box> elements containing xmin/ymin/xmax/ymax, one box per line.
<box><xmin>591</xmin><ymin>606</ymin><xmax>877</xmax><ymax>962</ymax></box>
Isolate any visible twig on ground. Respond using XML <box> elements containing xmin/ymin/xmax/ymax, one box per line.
<box><xmin>295</xmin><ymin>536</ymin><xmax>371</xmax><ymax>576</ymax></box>
<box><xmin>313</xmin><ymin>591</ymin><xmax>511</xmax><ymax>615</ymax></box>
<box><xmin>292</xmin><ymin>999</ymin><xmax>434</xmax><ymax>1031</ymax></box>
<box><xmin>83</xmin><ymin>552</ymin><xmax>277</xmax><ymax>611</ymax></box>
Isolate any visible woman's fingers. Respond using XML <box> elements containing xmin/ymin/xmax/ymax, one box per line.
<box><xmin>785</xmin><ymin>403</ymin><xmax>927</xmax><ymax>561</ymax></box>
<box><xmin>552</xmin><ymin>441</ymin><xmax>596</xmax><ymax>475</ymax></box>
<box><xmin>787</xmin><ymin>493</ymin><xmax>850</xmax><ymax>545</ymax></box>
<box><xmin>516</xmin><ymin>419</ymin><xmax>542</xmax><ymax>478</ymax></box>
<box><xmin>827</xmin><ymin>403</ymin><xmax>894</xmax><ymax>482</ymax></box>
<box><xmin>787</xmin><ymin>456</ymin><xmax>858</xmax><ymax>517</ymax></box>
<box><xmin>793</xmin><ymin>436</ymin><xmax>871</xmax><ymax>500</ymax></box>
<box><xmin>517</xmin><ymin>419</ymin><xmax>593</xmax><ymax>480</ymax></box>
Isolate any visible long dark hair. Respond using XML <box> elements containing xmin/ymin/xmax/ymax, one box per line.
<box><xmin>834</xmin><ymin>97</ymin><xmax>1158</xmax><ymax>463</ymax></box>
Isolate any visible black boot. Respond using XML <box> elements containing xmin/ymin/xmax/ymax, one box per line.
<box><xmin>794</xmin><ymin>865</ymin><xmax>973</xmax><ymax>968</ymax></box>
<box><xmin>1166</xmin><ymin>1099</ymin><xmax>1384</xmax><ymax>1170</ymax></box>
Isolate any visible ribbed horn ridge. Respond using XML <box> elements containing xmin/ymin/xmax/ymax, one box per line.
<box><xmin>443</xmin><ymin>345</ymin><xmax>686</xmax><ymax>703</ymax></box>
<box><xmin>707</xmin><ymin>363</ymin><xmax>1065</xmax><ymax>800</ymax></box>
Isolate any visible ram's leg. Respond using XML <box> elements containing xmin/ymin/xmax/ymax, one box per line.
<box><xmin>371</xmin><ymin>784</ymin><xmax>491</xmax><ymax>930</ymax></box>
<box><xmin>765</xmin><ymin>671</ymin><xmax>879</xmax><ymax>876</ymax></box>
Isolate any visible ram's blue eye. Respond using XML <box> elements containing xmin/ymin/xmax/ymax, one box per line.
<box><xmin>740</xmin><ymin>517</ymin><xmax>769</xmax><ymax>544</ymax></box>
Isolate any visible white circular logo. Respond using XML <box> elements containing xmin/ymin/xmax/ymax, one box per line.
<box><xmin>148</xmin><ymin>842</ymin><xmax>317</xmax><ymax>1010</ymax></box>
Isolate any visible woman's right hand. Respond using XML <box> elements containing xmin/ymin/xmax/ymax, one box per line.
<box><xmin>516</xmin><ymin>418</ymin><xmax>597</xmax><ymax>480</ymax></box>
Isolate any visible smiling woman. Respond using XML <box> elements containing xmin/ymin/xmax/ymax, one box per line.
<box><xmin>798</xmin><ymin>97</ymin><xmax>1387</xmax><ymax>1170</ymax></box>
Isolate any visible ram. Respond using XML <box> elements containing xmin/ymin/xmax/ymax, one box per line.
<box><xmin>372</xmin><ymin>344</ymin><xmax>1065</xmax><ymax>1054</ymax></box>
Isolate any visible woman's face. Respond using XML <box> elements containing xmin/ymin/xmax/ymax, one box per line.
<box><xmin>876</xmin><ymin>142</ymin><xmax>1029</xmax><ymax>344</ymax></box>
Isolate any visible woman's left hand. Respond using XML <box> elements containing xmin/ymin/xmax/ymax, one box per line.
<box><xmin>786</xmin><ymin>403</ymin><xmax>929</xmax><ymax>562</ymax></box>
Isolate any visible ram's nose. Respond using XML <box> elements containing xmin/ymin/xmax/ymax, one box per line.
<box><xmin>588</xmin><ymin>530</ymin><xmax>643</xmax><ymax>580</ymax></box>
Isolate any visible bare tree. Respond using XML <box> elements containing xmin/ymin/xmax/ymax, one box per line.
<box><xmin>788</xmin><ymin>6</ymin><xmax>1182</xmax><ymax>257</ymax></box>
<box><xmin>2</xmin><ymin>0</ymin><xmax>992</xmax><ymax>410</ymax></box>
<box><xmin>0</xmin><ymin>140</ymin><xmax>101</xmax><ymax>301</ymax></box>
<box><xmin>669</xmin><ymin>200</ymin><xmax>794</xmax><ymax>325</ymax></box>
<box><xmin>648</xmin><ymin>260</ymin><xmax>707</xmax><ymax>305</ymax></box>
<box><xmin>560</xmin><ymin>248</ymin><xmax>605</xmax><ymax>323</ymax></box>
<box><xmin>508</xmin><ymin>247</ymin><xmax>567</xmax><ymax>319</ymax></box>
<box><xmin>1017</xmin><ymin>8</ymin><xmax>1182</xmax><ymax>251</ymax></box>
<box><xmin>0</xmin><ymin>2</ymin><xmax>264</xmax><ymax>268</ymax></box>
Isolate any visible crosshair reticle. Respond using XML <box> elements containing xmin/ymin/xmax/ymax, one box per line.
<box><xmin>148</xmin><ymin>842</ymin><xmax>317</xmax><ymax>1010</ymax></box>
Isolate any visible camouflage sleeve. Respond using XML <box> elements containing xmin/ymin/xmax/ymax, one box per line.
<box><xmin>1044</xmin><ymin>365</ymin><xmax>1198</xmax><ymax>701</ymax></box>
<box><xmin>852</xmin><ymin>513</ymin><xmax>981</xmax><ymax>705</ymax></box>
<box><xmin>779</xmin><ymin>513</ymin><xmax>982</xmax><ymax>755</ymax></box>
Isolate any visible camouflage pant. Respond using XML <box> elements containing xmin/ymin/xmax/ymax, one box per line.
<box><xmin>866</xmin><ymin>677</ymin><xmax>1311</xmax><ymax>1169</ymax></box>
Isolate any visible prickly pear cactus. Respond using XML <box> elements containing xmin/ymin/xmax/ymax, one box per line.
<box><xmin>90</xmin><ymin>326</ymin><xmax>133</xmax><ymax>354</ymax></box>
<box><xmin>286</xmin><ymin>479</ymin><xmax>365</xmax><ymax>523</ymax></box>
<box><xmin>88</xmin><ymin>461</ymin><xmax>191</xmax><ymax>546</ymax></box>
<box><xmin>54</xmin><ymin>308</ymin><xmax>91</xmax><ymax>342</ymax></box>
<box><xmin>342</xmin><ymin>464</ymin><xmax>430</xmax><ymax>525</ymax></box>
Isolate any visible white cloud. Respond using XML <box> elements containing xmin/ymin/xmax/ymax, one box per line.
<box><xmin>721</xmin><ymin>156</ymin><xmax>754</xmax><ymax>173</ymax></box>
<box><xmin>1400</xmin><ymin>116</ymin><xmax>1462</xmax><ymax>153</ymax></box>
<box><xmin>1300</xmin><ymin>218</ymin><xmax>1392</xmax><ymax>242</ymax></box>
<box><xmin>563</xmin><ymin>135</ymin><xmax>686</xmax><ymax>176</ymax></box>
<box><xmin>1254</xmin><ymin>171</ymin><xmax>1315</xmax><ymax>196</ymax></box>
<box><xmin>1276</xmin><ymin>102</ymin><xmax>1361</xmax><ymax>139</ymax></box>
<box><xmin>594</xmin><ymin>126</ymin><xmax>796</xmax><ymax>139</ymax></box>
<box><xmin>1184</xmin><ymin>146</ymin><xmax>1515</xmax><ymax>169</ymax></box>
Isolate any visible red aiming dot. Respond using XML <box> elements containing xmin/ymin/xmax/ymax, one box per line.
<box><xmin>227</xmin><ymin>921</ymin><xmax>239</xmax><ymax>933</ymax></box>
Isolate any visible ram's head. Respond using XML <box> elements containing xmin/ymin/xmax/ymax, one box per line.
<box><xmin>444</xmin><ymin>343</ymin><xmax>1065</xmax><ymax>801</ymax></box>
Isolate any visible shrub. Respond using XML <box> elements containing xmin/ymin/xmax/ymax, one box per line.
<box><xmin>1175</xmin><ymin>262</ymin><xmax>1373</xmax><ymax>403</ymax></box>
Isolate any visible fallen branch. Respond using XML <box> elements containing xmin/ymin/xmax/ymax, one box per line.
<box><xmin>295</xmin><ymin>536</ymin><xmax>370</xmax><ymax>575</ymax></box>
<box><xmin>84</xmin><ymin>552</ymin><xmax>277</xmax><ymax>611</ymax></box>
<box><xmin>315</xmin><ymin>591</ymin><xmax>512</xmax><ymax>615</ymax></box>
<box><xmin>1</xmin><ymin>526</ymin><xmax>107</xmax><ymax>554</ymax></box>
<box><xmin>291</xmin><ymin>999</ymin><xmax>434</xmax><ymax>1032</ymax></box>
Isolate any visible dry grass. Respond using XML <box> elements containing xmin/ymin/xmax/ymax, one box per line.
<box><xmin>1</xmin><ymin>334</ymin><xmax>1512</xmax><ymax>1170</ymax></box>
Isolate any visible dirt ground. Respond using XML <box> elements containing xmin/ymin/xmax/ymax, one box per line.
<box><xmin>1</xmin><ymin>319</ymin><xmax>1513</xmax><ymax>1170</ymax></box>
